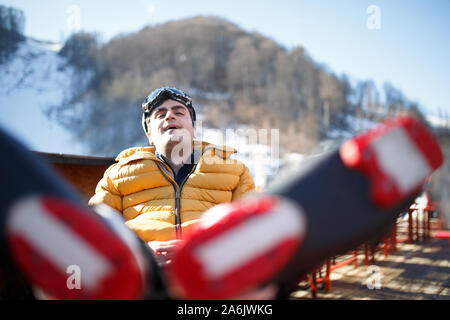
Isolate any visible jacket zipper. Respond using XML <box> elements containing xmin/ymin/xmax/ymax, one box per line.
<box><xmin>156</xmin><ymin>160</ymin><xmax>197</xmax><ymax>239</ymax></box>
<box><xmin>173</xmin><ymin>163</ymin><xmax>197</xmax><ymax>239</ymax></box>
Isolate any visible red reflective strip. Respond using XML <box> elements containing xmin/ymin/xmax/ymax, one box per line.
<box><xmin>341</xmin><ymin>138</ymin><xmax>403</xmax><ymax>208</ymax></box>
<box><xmin>8</xmin><ymin>233</ymin><xmax>79</xmax><ymax>299</ymax></box>
<box><xmin>341</xmin><ymin>117</ymin><xmax>443</xmax><ymax>172</ymax></box>
<box><xmin>185</xmin><ymin>197</ymin><xmax>278</xmax><ymax>246</ymax></box>
<box><xmin>173</xmin><ymin>238</ymin><xmax>299</xmax><ymax>299</ymax></box>
<box><xmin>169</xmin><ymin>196</ymin><xmax>304</xmax><ymax>299</ymax></box>
<box><xmin>371</xmin><ymin>163</ymin><xmax>403</xmax><ymax>209</ymax></box>
<box><xmin>397</xmin><ymin>117</ymin><xmax>443</xmax><ymax>170</ymax></box>
<box><xmin>7</xmin><ymin>196</ymin><xmax>145</xmax><ymax>300</ymax></box>
<box><xmin>340</xmin><ymin>116</ymin><xmax>443</xmax><ymax>209</ymax></box>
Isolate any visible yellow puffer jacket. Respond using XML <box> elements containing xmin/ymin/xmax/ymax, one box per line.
<box><xmin>88</xmin><ymin>141</ymin><xmax>255</xmax><ymax>242</ymax></box>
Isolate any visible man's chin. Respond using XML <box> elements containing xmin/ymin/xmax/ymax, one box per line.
<box><xmin>166</xmin><ymin>134</ymin><xmax>183</xmax><ymax>143</ymax></box>
<box><xmin>162</xmin><ymin>135</ymin><xmax>188</xmax><ymax>148</ymax></box>
<box><xmin>164</xmin><ymin>130</ymin><xmax>193</xmax><ymax>142</ymax></box>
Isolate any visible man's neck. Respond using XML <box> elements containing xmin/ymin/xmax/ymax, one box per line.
<box><xmin>157</xmin><ymin>146</ymin><xmax>193</xmax><ymax>175</ymax></box>
<box><xmin>167</xmin><ymin>158</ymin><xmax>184</xmax><ymax>175</ymax></box>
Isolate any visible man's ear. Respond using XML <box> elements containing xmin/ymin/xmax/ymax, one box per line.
<box><xmin>146</xmin><ymin>131</ymin><xmax>154</xmax><ymax>145</ymax></box>
<box><xmin>192</xmin><ymin>120</ymin><xmax>197</xmax><ymax>139</ymax></box>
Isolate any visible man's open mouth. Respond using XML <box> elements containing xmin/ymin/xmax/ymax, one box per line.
<box><xmin>164</xmin><ymin>125</ymin><xmax>181</xmax><ymax>132</ymax></box>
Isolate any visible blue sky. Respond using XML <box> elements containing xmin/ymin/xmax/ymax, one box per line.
<box><xmin>2</xmin><ymin>0</ymin><xmax>449</xmax><ymax>118</ymax></box>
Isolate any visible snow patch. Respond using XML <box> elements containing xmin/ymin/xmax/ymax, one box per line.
<box><xmin>0</xmin><ymin>38</ymin><xmax>85</xmax><ymax>154</ymax></box>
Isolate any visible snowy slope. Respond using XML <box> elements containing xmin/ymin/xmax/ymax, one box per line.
<box><xmin>0</xmin><ymin>38</ymin><xmax>85</xmax><ymax>155</ymax></box>
<box><xmin>426</xmin><ymin>115</ymin><xmax>450</xmax><ymax>130</ymax></box>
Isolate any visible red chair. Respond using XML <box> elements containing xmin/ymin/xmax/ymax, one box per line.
<box><xmin>434</xmin><ymin>231</ymin><xmax>450</xmax><ymax>250</ymax></box>
<box><xmin>309</xmin><ymin>250</ymin><xmax>359</xmax><ymax>298</ymax></box>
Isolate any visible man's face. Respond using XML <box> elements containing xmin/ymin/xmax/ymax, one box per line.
<box><xmin>147</xmin><ymin>99</ymin><xmax>196</xmax><ymax>152</ymax></box>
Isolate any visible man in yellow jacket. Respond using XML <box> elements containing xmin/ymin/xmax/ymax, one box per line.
<box><xmin>89</xmin><ymin>87</ymin><xmax>255</xmax><ymax>265</ymax></box>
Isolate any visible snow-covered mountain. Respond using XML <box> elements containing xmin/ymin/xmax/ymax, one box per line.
<box><xmin>0</xmin><ymin>38</ymin><xmax>85</xmax><ymax>155</ymax></box>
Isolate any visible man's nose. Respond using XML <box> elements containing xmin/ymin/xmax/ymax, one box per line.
<box><xmin>164</xmin><ymin>110</ymin><xmax>177</xmax><ymax>120</ymax></box>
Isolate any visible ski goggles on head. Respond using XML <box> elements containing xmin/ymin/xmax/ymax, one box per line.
<box><xmin>142</xmin><ymin>87</ymin><xmax>195</xmax><ymax>119</ymax></box>
<box><xmin>141</xmin><ymin>86</ymin><xmax>196</xmax><ymax>134</ymax></box>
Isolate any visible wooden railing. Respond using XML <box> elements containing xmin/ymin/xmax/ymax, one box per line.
<box><xmin>34</xmin><ymin>152</ymin><xmax>115</xmax><ymax>200</ymax></box>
